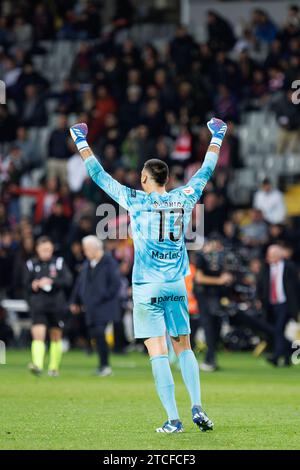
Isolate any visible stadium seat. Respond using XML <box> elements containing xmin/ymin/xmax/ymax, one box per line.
<box><xmin>264</xmin><ymin>155</ymin><xmax>283</xmax><ymax>173</ymax></box>
<box><xmin>246</xmin><ymin>154</ymin><xmax>264</xmax><ymax>169</ymax></box>
<box><xmin>228</xmin><ymin>168</ymin><xmax>257</xmax><ymax>205</ymax></box>
<box><xmin>282</xmin><ymin>155</ymin><xmax>300</xmax><ymax>175</ymax></box>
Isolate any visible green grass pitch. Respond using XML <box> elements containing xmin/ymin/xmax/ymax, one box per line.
<box><xmin>0</xmin><ymin>349</ymin><xmax>299</xmax><ymax>450</ymax></box>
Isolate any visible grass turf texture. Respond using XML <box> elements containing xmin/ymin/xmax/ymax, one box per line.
<box><xmin>0</xmin><ymin>350</ymin><xmax>299</xmax><ymax>450</ymax></box>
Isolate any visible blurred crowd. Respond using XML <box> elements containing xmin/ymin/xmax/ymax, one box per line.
<box><xmin>0</xmin><ymin>1</ymin><xmax>300</xmax><ymax>358</ymax></box>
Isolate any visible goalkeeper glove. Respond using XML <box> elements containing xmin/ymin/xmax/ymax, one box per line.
<box><xmin>207</xmin><ymin>118</ymin><xmax>227</xmax><ymax>148</ymax></box>
<box><xmin>70</xmin><ymin>123</ymin><xmax>89</xmax><ymax>151</ymax></box>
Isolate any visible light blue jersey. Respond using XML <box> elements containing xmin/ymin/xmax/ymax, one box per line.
<box><xmin>85</xmin><ymin>152</ymin><xmax>217</xmax><ymax>284</ymax></box>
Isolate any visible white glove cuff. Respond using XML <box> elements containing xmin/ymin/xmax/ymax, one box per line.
<box><xmin>210</xmin><ymin>136</ymin><xmax>222</xmax><ymax>148</ymax></box>
<box><xmin>76</xmin><ymin>140</ymin><xmax>89</xmax><ymax>151</ymax></box>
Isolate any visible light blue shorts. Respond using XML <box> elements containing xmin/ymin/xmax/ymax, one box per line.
<box><xmin>132</xmin><ymin>279</ymin><xmax>191</xmax><ymax>339</ymax></box>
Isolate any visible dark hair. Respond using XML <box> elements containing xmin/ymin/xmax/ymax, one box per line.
<box><xmin>262</xmin><ymin>177</ymin><xmax>271</xmax><ymax>185</ymax></box>
<box><xmin>144</xmin><ymin>159</ymin><xmax>169</xmax><ymax>186</ymax></box>
<box><xmin>35</xmin><ymin>236</ymin><xmax>52</xmax><ymax>247</ymax></box>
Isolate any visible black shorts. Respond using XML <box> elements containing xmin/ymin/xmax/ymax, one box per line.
<box><xmin>31</xmin><ymin>309</ymin><xmax>64</xmax><ymax>329</ymax></box>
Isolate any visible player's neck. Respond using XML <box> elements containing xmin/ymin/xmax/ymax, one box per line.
<box><xmin>147</xmin><ymin>185</ymin><xmax>167</xmax><ymax>195</ymax></box>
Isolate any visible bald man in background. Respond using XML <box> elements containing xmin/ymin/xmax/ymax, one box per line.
<box><xmin>257</xmin><ymin>245</ymin><xmax>299</xmax><ymax>366</ymax></box>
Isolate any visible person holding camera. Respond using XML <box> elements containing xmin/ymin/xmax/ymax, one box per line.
<box><xmin>194</xmin><ymin>236</ymin><xmax>233</xmax><ymax>372</ymax></box>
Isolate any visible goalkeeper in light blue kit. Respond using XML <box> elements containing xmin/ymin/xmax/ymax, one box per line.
<box><xmin>70</xmin><ymin>117</ymin><xmax>227</xmax><ymax>433</ymax></box>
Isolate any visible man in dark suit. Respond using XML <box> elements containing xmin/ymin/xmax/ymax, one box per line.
<box><xmin>70</xmin><ymin>236</ymin><xmax>121</xmax><ymax>376</ymax></box>
<box><xmin>257</xmin><ymin>245</ymin><xmax>299</xmax><ymax>366</ymax></box>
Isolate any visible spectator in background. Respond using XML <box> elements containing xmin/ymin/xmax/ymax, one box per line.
<box><xmin>264</xmin><ymin>39</ymin><xmax>284</xmax><ymax>70</ymax></box>
<box><xmin>16</xmin><ymin>61</ymin><xmax>49</xmax><ymax>97</ymax></box>
<box><xmin>283</xmin><ymin>4</ymin><xmax>300</xmax><ymax>36</ymax></box>
<box><xmin>33</xmin><ymin>3</ymin><xmax>54</xmax><ymax>40</ymax></box>
<box><xmin>102</xmin><ymin>55</ymin><xmax>124</xmax><ymax>102</ymax></box>
<box><xmin>13</xmin><ymin>126</ymin><xmax>39</xmax><ymax>170</ymax></box>
<box><xmin>252</xmin><ymin>9</ymin><xmax>278</xmax><ymax>44</ymax></box>
<box><xmin>70</xmin><ymin>236</ymin><xmax>121</xmax><ymax>377</ymax></box>
<box><xmin>266</xmin><ymin>223</ymin><xmax>290</xmax><ymax>248</ymax></box>
<box><xmin>171</xmin><ymin>125</ymin><xmax>192</xmax><ymax>165</ymax></box>
<box><xmin>88</xmin><ymin>85</ymin><xmax>117</xmax><ymax>143</ymax></box>
<box><xmin>223</xmin><ymin>219</ymin><xmax>240</xmax><ymax>248</ymax></box>
<box><xmin>68</xmin><ymin>215</ymin><xmax>95</xmax><ymax>245</ymax></box>
<box><xmin>267</xmin><ymin>66</ymin><xmax>284</xmax><ymax>94</ymax></box>
<box><xmin>176</xmin><ymin>81</ymin><xmax>195</xmax><ymax>121</ymax></box>
<box><xmin>0</xmin><ymin>17</ymin><xmax>11</xmax><ymax>49</ymax></box>
<box><xmin>3</xmin><ymin>56</ymin><xmax>21</xmax><ymax>99</ymax></box>
<box><xmin>119</xmin><ymin>85</ymin><xmax>142</xmax><ymax>134</ymax></box>
<box><xmin>214</xmin><ymin>84</ymin><xmax>239</xmax><ymax>124</ymax></box>
<box><xmin>240</xmin><ymin>209</ymin><xmax>268</xmax><ymax>248</ymax></box>
<box><xmin>1</xmin><ymin>145</ymin><xmax>28</xmax><ymax>187</ymax></box>
<box><xmin>48</xmin><ymin>114</ymin><xmax>72</xmax><ymax>184</ymax></box>
<box><xmin>206</xmin><ymin>10</ymin><xmax>236</xmax><ymax>52</ymax></box>
<box><xmin>284</xmin><ymin>54</ymin><xmax>300</xmax><ymax>90</ymax></box>
<box><xmin>257</xmin><ymin>245</ymin><xmax>299</xmax><ymax>366</ymax></box>
<box><xmin>42</xmin><ymin>200</ymin><xmax>71</xmax><ymax>252</ymax></box>
<box><xmin>67</xmin><ymin>145</ymin><xmax>87</xmax><ymax>194</ymax></box>
<box><xmin>132</xmin><ymin>124</ymin><xmax>156</xmax><ymax>171</ymax></box>
<box><xmin>155</xmin><ymin>137</ymin><xmax>173</xmax><ymax>168</ymax></box>
<box><xmin>113</xmin><ymin>0</ymin><xmax>135</xmax><ymax>28</ymax></box>
<box><xmin>0</xmin><ymin>106</ymin><xmax>17</xmax><ymax>143</ymax></box>
<box><xmin>142</xmin><ymin>98</ymin><xmax>165</xmax><ymax>138</ymax></box>
<box><xmin>203</xmin><ymin>192</ymin><xmax>226</xmax><ymax>237</ymax></box>
<box><xmin>273</xmin><ymin>90</ymin><xmax>300</xmax><ymax>154</ymax></box>
<box><xmin>154</xmin><ymin>67</ymin><xmax>176</xmax><ymax>111</ymax></box>
<box><xmin>56</xmin><ymin>79</ymin><xmax>78</xmax><ymax>114</ymax></box>
<box><xmin>70</xmin><ymin>42</ymin><xmax>93</xmax><ymax>84</ymax></box>
<box><xmin>253</xmin><ymin>178</ymin><xmax>287</xmax><ymax>225</ymax></box>
<box><xmin>218</xmin><ymin>120</ymin><xmax>241</xmax><ymax>169</ymax></box>
<box><xmin>194</xmin><ymin>126</ymin><xmax>211</xmax><ymax>163</ymax></box>
<box><xmin>169</xmin><ymin>25</ymin><xmax>197</xmax><ymax>74</ymax></box>
<box><xmin>249</xmin><ymin>68</ymin><xmax>269</xmax><ymax>109</ymax></box>
<box><xmin>21</xmin><ymin>84</ymin><xmax>47</xmax><ymax>127</ymax></box>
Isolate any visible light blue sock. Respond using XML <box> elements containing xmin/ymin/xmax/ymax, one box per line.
<box><xmin>150</xmin><ymin>355</ymin><xmax>179</xmax><ymax>421</ymax></box>
<box><xmin>178</xmin><ymin>349</ymin><xmax>201</xmax><ymax>407</ymax></box>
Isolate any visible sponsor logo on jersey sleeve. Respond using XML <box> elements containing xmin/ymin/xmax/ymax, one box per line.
<box><xmin>182</xmin><ymin>186</ymin><xmax>195</xmax><ymax>195</ymax></box>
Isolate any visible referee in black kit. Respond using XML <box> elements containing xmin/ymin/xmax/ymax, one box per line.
<box><xmin>23</xmin><ymin>236</ymin><xmax>72</xmax><ymax>376</ymax></box>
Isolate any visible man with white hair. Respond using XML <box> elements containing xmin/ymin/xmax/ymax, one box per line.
<box><xmin>82</xmin><ymin>235</ymin><xmax>103</xmax><ymax>260</ymax></box>
<box><xmin>70</xmin><ymin>235</ymin><xmax>121</xmax><ymax>376</ymax></box>
<box><xmin>257</xmin><ymin>244</ymin><xmax>299</xmax><ymax>366</ymax></box>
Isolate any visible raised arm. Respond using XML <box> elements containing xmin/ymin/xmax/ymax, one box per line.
<box><xmin>186</xmin><ymin>118</ymin><xmax>227</xmax><ymax>198</ymax></box>
<box><xmin>70</xmin><ymin>123</ymin><xmax>133</xmax><ymax>210</ymax></box>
